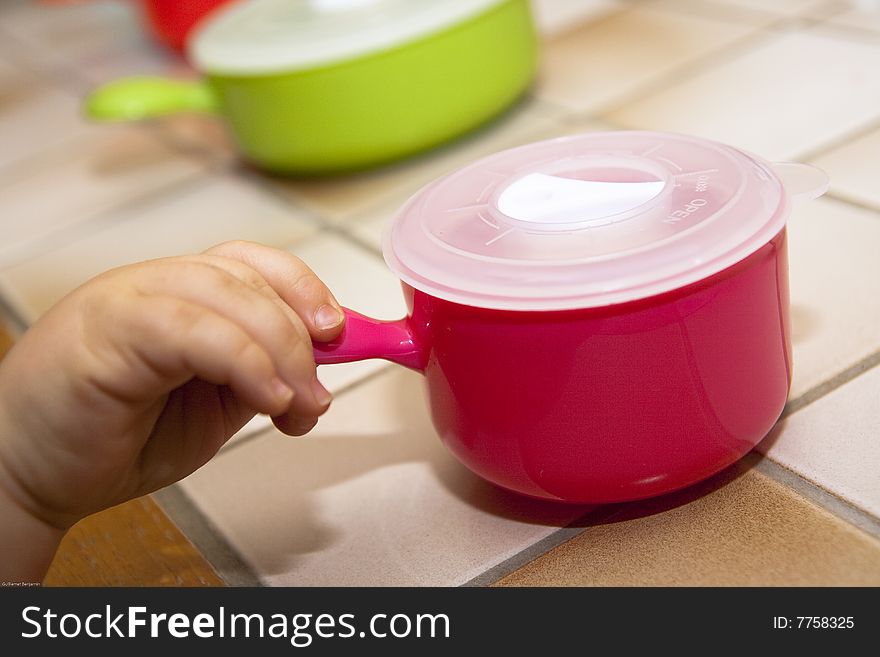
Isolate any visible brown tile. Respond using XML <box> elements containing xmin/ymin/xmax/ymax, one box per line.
<box><xmin>0</xmin><ymin>319</ymin><xmax>12</xmax><ymax>360</ymax></box>
<box><xmin>494</xmin><ymin>459</ymin><xmax>880</xmax><ymax>586</ymax></box>
<box><xmin>44</xmin><ymin>497</ymin><xmax>224</xmax><ymax>587</ymax></box>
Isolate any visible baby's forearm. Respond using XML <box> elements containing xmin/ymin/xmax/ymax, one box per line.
<box><xmin>0</xmin><ymin>400</ymin><xmax>64</xmax><ymax>584</ymax></box>
<box><xmin>0</xmin><ymin>481</ymin><xmax>63</xmax><ymax>584</ymax></box>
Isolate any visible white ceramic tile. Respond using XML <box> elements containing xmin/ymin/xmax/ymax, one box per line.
<box><xmin>0</xmin><ymin>56</ymin><xmax>97</xmax><ymax>170</ymax></box>
<box><xmin>535</xmin><ymin>6</ymin><xmax>756</xmax><ymax>114</ymax></box>
<box><xmin>180</xmin><ymin>367</ymin><xmax>587</xmax><ymax>585</ymax></box>
<box><xmin>0</xmin><ymin>126</ymin><xmax>207</xmax><ymax>267</ymax></box>
<box><xmin>532</xmin><ymin>0</ymin><xmax>622</xmax><ymax>37</ymax></box>
<box><xmin>760</xmin><ymin>364</ymin><xmax>880</xmax><ymax>518</ymax></box>
<box><xmin>812</xmin><ymin>126</ymin><xmax>880</xmax><ymax>210</ymax></box>
<box><xmin>269</xmin><ymin>99</ymin><xmax>562</xmax><ymax>221</ymax></box>
<box><xmin>287</xmin><ymin>234</ymin><xmax>408</xmax><ymax>394</ymax></box>
<box><xmin>0</xmin><ymin>175</ymin><xmax>316</xmax><ymax>322</ymax></box>
<box><xmin>608</xmin><ymin>27</ymin><xmax>880</xmax><ymax>160</ymax></box>
<box><xmin>787</xmin><ymin>196</ymin><xmax>880</xmax><ymax>399</ymax></box>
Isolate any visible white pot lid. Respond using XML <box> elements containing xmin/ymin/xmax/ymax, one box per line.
<box><xmin>191</xmin><ymin>0</ymin><xmax>509</xmax><ymax>75</ymax></box>
<box><xmin>383</xmin><ymin>131</ymin><xmax>828</xmax><ymax>311</ymax></box>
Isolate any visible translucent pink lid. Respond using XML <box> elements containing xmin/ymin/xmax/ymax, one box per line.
<box><xmin>383</xmin><ymin>131</ymin><xmax>827</xmax><ymax>311</ymax></box>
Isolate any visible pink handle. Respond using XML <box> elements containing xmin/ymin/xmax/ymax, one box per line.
<box><xmin>312</xmin><ymin>308</ymin><xmax>425</xmax><ymax>372</ymax></box>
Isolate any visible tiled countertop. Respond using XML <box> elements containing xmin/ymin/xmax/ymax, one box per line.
<box><xmin>1</xmin><ymin>0</ymin><xmax>878</xmax><ymax>586</ymax></box>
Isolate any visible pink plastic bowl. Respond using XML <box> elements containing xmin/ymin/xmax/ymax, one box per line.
<box><xmin>315</xmin><ymin>231</ymin><xmax>790</xmax><ymax>503</ymax></box>
<box><xmin>311</xmin><ymin>131</ymin><xmax>826</xmax><ymax>503</ymax></box>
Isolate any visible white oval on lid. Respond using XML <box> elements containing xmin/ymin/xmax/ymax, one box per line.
<box><xmin>191</xmin><ymin>0</ymin><xmax>509</xmax><ymax>76</ymax></box>
<box><xmin>383</xmin><ymin>131</ymin><xmax>825</xmax><ymax>311</ymax></box>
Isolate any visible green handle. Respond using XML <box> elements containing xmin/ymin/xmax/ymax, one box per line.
<box><xmin>85</xmin><ymin>76</ymin><xmax>218</xmax><ymax>121</ymax></box>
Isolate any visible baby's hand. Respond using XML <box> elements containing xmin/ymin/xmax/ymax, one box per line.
<box><xmin>0</xmin><ymin>241</ymin><xmax>343</xmax><ymax>542</ymax></box>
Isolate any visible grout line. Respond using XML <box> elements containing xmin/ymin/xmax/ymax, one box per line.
<box><xmin>644</xmin><ymin>0</ymin><xmax>788</xmax><ymax>27</ymax></box>
<box><xmin>822</xmin><ymin>191</ymin><xmax>880</xmax><ymax>217</ymax></box>
<box><xmin>782</xmin><ymin>346</ymin><xmax>880</xmax><ymax>418</ymax></box>
<box><xmin>536</xmin><ymin>4</ymin><xmax>630</xmax><ymax>42</ymax></box>
<box><xmin>753</xmin><ymin>457</ymin><xmax>880</xmax><ymax>540</ymax></box>
<box><xmin>236</xmin><ymin>170</ymin><xmax>341</xmax><ymax>232</ymax></box>
<box><xmin>589</xmin><ymin>2</ymin><xmax>861</xmax><ymax>127</ymax></box>
<box><xmin>797</xmin><ymin>116</ymin><xmax>880</xmax><ymax>163</ymax></box>
<box><xmin>331</xmin><ymin>225</ymin><xmax>386</xmax><ymax>260</ymax></box>
<box><xmin>534</xmin><ymin>96</ymin><xmax>585</xmax><ymax>119</ymax></box>
<box><xmin>461</xmin><ymin>522</ymin><xmax>595</xmax><ymax>587</ymax></box>
<box><xmin>614</xmin><ymin>0</ymin><xmax>847</xmax><ymax>116</ymax></box>
<box><xmin>808</xmin><ymin>17</ymin><xmax>880</xmax><ymax>42</ymax></box>
<box><xmin>539</xmin><ymin>2</ymin><xmax>868</xmax><ymax>136</ymax></box>
<box><xmin>0</xmin><ymin>131</ymin><xmax>101</xmax><ymax>188</ymax></box>
<box><xmin>251</xmin><ymin>178</ymin><xmax>388</xmax><ymax>262</ymax></box>
<box><xmin>807</xmin><ymin>0</ymin><xmax>858</xmax><ymax>23</ymax></box>
<box><xmin>152</xmin><ymin>485</ymin><xmax>263</xmax><ymax>587</ymax></box>
<box><xmin>594</xmin><ymin>28</ymin><xmax>782</xmax><ymax>123</ymax></box>
<box><xmin>0</xmin><ymin>294</ymin><xmax>28</xmax><ymax>335</ymax></box>
<box><xmin>279</xmin><ymin>208</ymin><xmax>388</xmax><ymax>260</ymax></box>
<box><xmin>250</xmin><ymin>176</ymin><xmax>390</xmax><ymax>262</ymax></box>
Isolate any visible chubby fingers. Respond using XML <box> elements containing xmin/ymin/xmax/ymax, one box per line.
<box><xmin>128</xmin><ymin>258</ymin><xmax>333</xmax><ymax>423</ymax></box>
<box><xmin>121</xmin><ymin>296</ymin><xmax>295</xmax><ymax>418</ymax></box>
<box><xmin>203</xmin><ymin>240</ymin><xmax>345</xmax><ymax>343</ymax></box>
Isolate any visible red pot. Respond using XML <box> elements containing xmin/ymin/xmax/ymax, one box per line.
<box><xmin>141</xmin><ymin>0</ymin><xmax>234</xmax><ymax>52</ymax></box>
<box><xmin>312</xmin><ymin>131</ymin><xmax>828</xmax><ymax>503</ymax></box>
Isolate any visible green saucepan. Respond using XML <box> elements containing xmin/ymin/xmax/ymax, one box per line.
<box><xmin>85</xmin><ymin>0</ymin><xmax>538</xmax><ymax>175</ymax></box>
